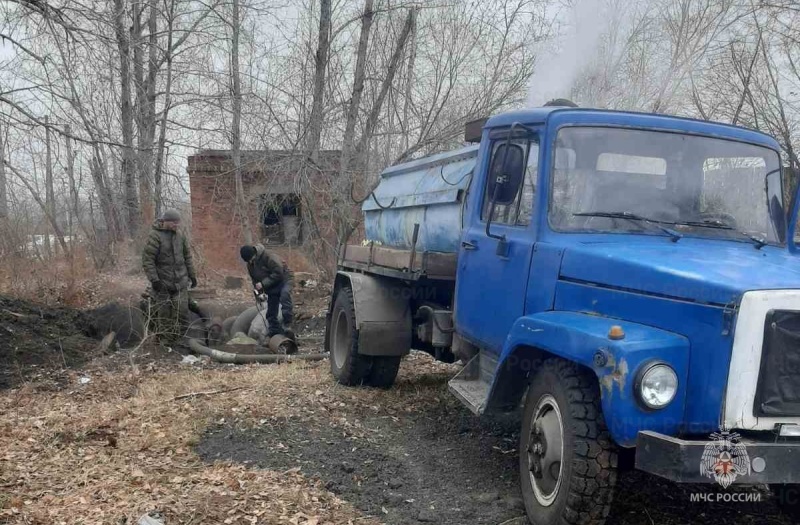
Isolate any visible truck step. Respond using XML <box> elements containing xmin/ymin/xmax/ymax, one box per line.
<box><xmin>448</xmin><ymin>351</ymin><xmax>498</xmax><ymax>415</ymax></box>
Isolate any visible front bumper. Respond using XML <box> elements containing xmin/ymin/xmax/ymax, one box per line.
<box><xmin>636</xmin><ymin>431</ymin><xmax>800</xmax><ymax>484</ymax></box>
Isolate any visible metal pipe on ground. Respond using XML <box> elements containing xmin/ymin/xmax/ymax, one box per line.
<box><xmin>187</xmin><ymin>338</ymin><xmax>325</xmax><ymax>364</ymax></box>
<box><xmin>230</xmin><ymin>306</ymin><xmax>260</xmax><ymax>336</ymax></box>
<box><xmin>268</xmin><ymin>334</ymin><xmax>297</xmax><ymax>354</ymax></box>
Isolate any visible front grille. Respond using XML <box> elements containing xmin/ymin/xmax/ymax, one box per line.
<box><xmin>754</xmin><ymin>310</ymin><xmax>800</xmax><ymax>417</ymax></box>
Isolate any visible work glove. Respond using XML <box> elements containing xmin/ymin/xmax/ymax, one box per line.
<box><xmin>152</xmin><ymin>280</ymin><xmax>165</xmax><ymax>293</ymax></box>
<box><xmin>190</xmin><ymin>276</ymin><xmax>198</xmax><ymax>289</ymax></box>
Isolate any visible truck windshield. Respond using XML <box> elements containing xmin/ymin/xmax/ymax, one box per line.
<box><xmin>548</xmin><ymin>127</ymin><xmax>784</xmax><ymax>245</ymax></box>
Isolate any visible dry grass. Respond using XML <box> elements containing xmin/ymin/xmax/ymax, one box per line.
<box><xmin>0</xmin><ymin>362</ymin><xmax>369</xmax><ymax>524</ymax></box>
<box><xmin>0</xmin><ymin>243</ymin><xmax>131</xmax><ymax>309</ymax></box>
<box><xmin>0</xmin><ymin>353</ymin><xmax>456</xmax><ymax>525</ymax></box>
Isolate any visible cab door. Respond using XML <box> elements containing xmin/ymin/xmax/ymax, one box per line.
<box><xmin>455</xmin><ymin>131</ymin><xmax>540</xmax><ymax>353</ymax></box>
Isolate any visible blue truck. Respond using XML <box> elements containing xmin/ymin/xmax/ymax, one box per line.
<box><xmin>324</xmin><ymin>102</ymin><xmax>800</xmax><ymax>524</ymax></box>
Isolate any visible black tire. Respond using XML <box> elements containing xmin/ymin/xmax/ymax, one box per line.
<box><xmin>328</xmin><ymin>287</ymin><xmax>372</xmax><ymax>386</ymax></box>
<box><xmin>771</xmin><ymin>484</ymin><xmax>800</xmax><ymax>519</ymax></box>
<box><xmin>367</xmin><ymin>356</ymin><xmax>402</xmax><ymax>389</ymax></box>
<box><xmin>520</xmin><ymin>358</ymin><xmax>618</xmax><ymax>525</ymax></box>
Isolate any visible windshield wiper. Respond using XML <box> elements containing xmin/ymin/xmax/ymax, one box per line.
<box><xmin>678</xmin><ymin>219</ymin><xmax>767</xmax><ymax>249</ymax></box>
<box><xmin>573</xmin><ymin>211</ymin><xmax>683</xmax><ymax>242</ymax></box>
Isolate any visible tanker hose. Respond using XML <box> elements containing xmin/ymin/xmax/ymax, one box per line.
<box><xmin>230</xmin><ymin>306</ymin><xmax>261</xmax><ymax>337</ymax></box>
<box><xmin>187</xmin><ymin>338</ymin><xmax>326</xmax><ymax>364</ymax></box>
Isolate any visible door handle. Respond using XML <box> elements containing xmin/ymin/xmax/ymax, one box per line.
<box><xmin>461</xmin><ymin>240</ymin><xmax>478</xmax><ymax>250</ymax></box>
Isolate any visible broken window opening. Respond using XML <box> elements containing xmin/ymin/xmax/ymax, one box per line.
<box><xmin>259</xmin><ymin>194</ymin><xmax>302</xmax><ymax>246</ymax></box>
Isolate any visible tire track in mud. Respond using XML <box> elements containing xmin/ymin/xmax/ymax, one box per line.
<box><xmin>197</xmin><ymin>377</ymin><xmax>793</xmax><ymax>525</ymax></box>
<box><xmin>198</xmin><ymin>404</ymin><xmax>526</xmax><ymax>524</ymax></box>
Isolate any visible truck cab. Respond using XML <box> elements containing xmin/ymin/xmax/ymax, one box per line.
<box><xmin>325</xmin><ymin>105</ymin><xmax>800</xmax><ymax>525</ymax></box>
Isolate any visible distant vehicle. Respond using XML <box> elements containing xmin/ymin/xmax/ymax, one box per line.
<box><xmin>325</xmin><ymin>102</ymin><xmax>800</xmax><ymax>524</ymax></box>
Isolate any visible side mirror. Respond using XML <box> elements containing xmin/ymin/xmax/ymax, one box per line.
<box><xmin>484</xmin><ymin>122</ymin><xmax>534</xmax><ymax>243</ymax></box>
<box><xmin>766</xmin><ymin>169</ymin><xmax>786</xmax><ymax>243</ymax></box>
<box><xmin>487</xmin><ymin>143</ymin><xmax>525</xmax><ymax>205</ymax></box>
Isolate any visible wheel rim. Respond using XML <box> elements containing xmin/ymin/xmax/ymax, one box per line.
<box><xmin>332</xmin><ymin>308</ymin><xmax>350</xmax><ymax>369</ymax></box>
<box><xmin>527</xmin><ymin>394</ymin><xmax>564</xmax><ymax>507</ymax></box>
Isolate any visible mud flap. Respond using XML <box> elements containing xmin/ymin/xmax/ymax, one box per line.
<box><xmin>334</xmin><ymin>271</ymin><xmax>412</xmax><ymax>357</ymax></box>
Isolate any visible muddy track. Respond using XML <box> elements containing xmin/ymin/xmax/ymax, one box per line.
<box><xmin>197</xmin><ymin>364</ymin><xmax>792</xmax><ymax>525</ymax></box>
<box><xmin>199</xmin><ymin>400</ymin><xmax>525</xmax><ymax>524</ymax></box>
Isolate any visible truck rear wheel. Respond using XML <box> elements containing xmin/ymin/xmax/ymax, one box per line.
<box><xmin>520</xmin><ymin>358</ymin><xmax>617</xmax><ymax>525</ymax></box>
<box><xmin>367</xmin><ymin>356</ymin><xmax>401</xmax><ymax>388</ymax></box>
<box><xmin>329</xmin><ymin>287</ymin><xmax>372</xmax><ymax>385</ymax></box>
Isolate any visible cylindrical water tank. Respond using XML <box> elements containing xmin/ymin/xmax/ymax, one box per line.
<box><xmin>363</xmin><ymin>145</ymin><xmax>478</xmax><ymax>253</ymax></box>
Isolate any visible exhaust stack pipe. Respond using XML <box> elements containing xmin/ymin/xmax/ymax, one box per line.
<box><xmin>543</xmin><ymin>98</ymin><xmax>578</xmax><ymax>107</ymax></box>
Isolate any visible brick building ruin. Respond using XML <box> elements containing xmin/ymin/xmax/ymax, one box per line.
<box><xmin>187</xmin><ymin>150</ymin><xmax>346</xmax><ymax>274</ymax></box>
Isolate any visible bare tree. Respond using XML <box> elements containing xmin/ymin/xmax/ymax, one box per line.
<box><xmin>0</xmin><ymin>118</ymin><xmax>6</xmax><ymax>219</ymax></box>
<box><xmin>114</xmin><ymin>0</ymin><xmax>141</xmax><ymax>237</ymax></box>
<box><xmin>306</xmin><ymin>0</ymin><xmax>332</xmax><ymax>161</ymax></box>
<box><xmin>4</xmin><ymin>160</ymin><xmax>69</xmax><ymax>255</ymax></box>
<box><xmin>44</xmin><ymin>115</ymin><xmax>55</xmax><ymax>255</ymax></box>
<box><xmin>339</xmin><ymin>0</ymin><xmax>374</xmax><ymax>181</ymax></box>
<box><xmin>355</xmin><ymin>9</ymin><xmax>414</xmax><ymax>164</ymax></box>
<box><xmin>231</xmin><ymin>0</ymin><xmax>252</xmax><ymax>244</ymax></box>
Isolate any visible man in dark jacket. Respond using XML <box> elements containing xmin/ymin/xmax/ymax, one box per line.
<box><xmin>142</xmin><ymin>208</ymin><xmax>198</xmax><ymax>344</ymax></box>
<box><xmin>240</xmin><ymin>244</ymin><xmax>294</xmax><ymax>340</ymax></box>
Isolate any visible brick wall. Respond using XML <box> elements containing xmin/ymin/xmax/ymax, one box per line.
<box><xmin>187</xmin><ymin>150</ymin><xmax>355</xmax><ymax>275</ymax></box>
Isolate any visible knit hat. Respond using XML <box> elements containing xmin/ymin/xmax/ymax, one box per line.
<box><xmin>240</xmin><ymin>245</ymin><xmax>257</xmax><ymax>262</ymax></box>
<box><xmin>161</xmin><ymin>208</ymin><xmax>181</xmax><ymax>222</ymax></box>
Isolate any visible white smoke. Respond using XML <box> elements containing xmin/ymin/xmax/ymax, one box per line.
<box><xmin>527</xmin><ymin>0</ymin><xmax>609</xmax><ymax>107</ymax></box>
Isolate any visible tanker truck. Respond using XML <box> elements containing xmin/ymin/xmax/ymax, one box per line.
<box><xmin>324</xmin><ymin>103</ymin><xmax>800</xmax><ymax>525</ymax></box>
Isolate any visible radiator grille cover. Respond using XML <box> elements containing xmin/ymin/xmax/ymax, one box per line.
<box><xmin>754</xmin><ymin>309</ymin><xmax>800</xmax><ymax>417</ymax></box>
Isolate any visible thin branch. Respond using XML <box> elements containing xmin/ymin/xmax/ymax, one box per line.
<box><xmin>169</xmin><ymin>387</ymin><xmax>248</xmax><ymax>401</ymax></box>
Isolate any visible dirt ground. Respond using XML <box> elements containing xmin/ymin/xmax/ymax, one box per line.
<box><xmin>0</xmin><ymin>295</ymin><xmax>102</xmax><ymax>389</ymax></box>
<box><xmin>0</xmin><ymin>278</ymin><xmax>796</xmax><ymax>524</ymax></box>
<box><xmin>0</xmin><ymin>263</ymin><xmax>330</xmax><ymax>389</ymax></box>
<box><xmin>197</xmin><ymin>356</ymin><xmax>526</xmax><ymax>525</ymax></box>
<box><xmin>195</xmin><ymin>353</ymin><xmax>789</xmax><ymax>525</ymax></box>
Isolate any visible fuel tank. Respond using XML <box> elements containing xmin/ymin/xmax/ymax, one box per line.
<box><xmin>363</xmin><ymin>145</ymin><xmax>478</xmax><ymax>253</ymax></box>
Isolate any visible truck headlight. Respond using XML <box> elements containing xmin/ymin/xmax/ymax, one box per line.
<box><xmin>636</xmin><ymin>362</ymin><xmax>678</xmax><ymax>409</ymax></box>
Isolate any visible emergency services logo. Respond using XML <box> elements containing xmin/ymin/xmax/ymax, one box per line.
<box><xmin>700</xmin><ymin>431</ymin><xmax>751</xmax><ymax>488</ymax></box>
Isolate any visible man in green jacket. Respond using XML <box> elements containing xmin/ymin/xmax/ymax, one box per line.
<box><xmin>142</xmin><ymin>208</ymin><xmax>198</xmax><ymax>344</ymax></box>
<box><xmin>240</xmin><ymin>244</ymin><xmax>294</xmax><ymax>340</ymax></box>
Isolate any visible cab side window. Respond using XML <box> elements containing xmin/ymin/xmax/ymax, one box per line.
<box><xmin>481</xmin><ymin>140</ymin><xmax>539</xmax><ymax>226</ymax></box>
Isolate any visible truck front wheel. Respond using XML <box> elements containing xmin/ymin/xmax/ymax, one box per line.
<box><xmin>329</xmin><ymin>287</ymin><xmax>372</xmax><ymax>385</ymax></box>
<box><xmin>520</xmin><ymin>358</ymin><xmax>618</xmax><ymax>525</ymax></box>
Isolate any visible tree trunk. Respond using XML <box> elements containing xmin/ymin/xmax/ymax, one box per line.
<box><xmin>355</xmin><ymin>10</ymin><xmax>415</xmax><ymax>161</ymax></box>
<box><xmin>0</xmin><ymin>119</ymin><xmax>6</xmax><ymax>219</ymax></box>
<box><xmin>339</xmin><ymin>0</ymin><xmax>373</xmax><ymax>181</ymax></box>
<box><xmin>154</xmin><ymin>0</ymin><xmax>175</xmax><ymax>219</ymax></box>
<box><xmin>402</xmin><ymin>8</ymin><xmax>418</xmax><ymax>152</ymax></box>
<box><xmin>90</xmin><ymin>150</ymin><xmax>122</xmax><ymax>241</ymax></box>
<box><xmin>65</xmin><ymin>124</ymin><xmax>77</xmax><ymax>235</ymax></box>
<box><xmin>134</xmin><ymin>0</ymin><xmax>155</xmax><ymax>224</ymax></box>
<box><xmin>231</xmin><ymin>0</ymin><xmax>252</xmax><ymax>244</ymax></box>
<box><xmin>114</xmin><ymin>0</ymin><xmax>140</xmax><ymax>237</ymax></box>
<box><xmin>306</xmin><ymin>0</ymin><xmax>331</xmax><ymax>161</ymax></box>
<box><xmin>133</xmin><ymin>0</ymin><xmax>158</xmax><ymax>224</ymax></box>
<box><xmin>45</xmin><ymin>116</ymin><xmax>54</xmax><ymax>256</ymax></box>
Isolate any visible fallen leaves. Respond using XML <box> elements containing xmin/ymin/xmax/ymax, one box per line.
<box><xmin>0</xmin><ymin>338</ymin><xmax>458</xmax><ymax>525</ymax></box>
<box><xmin>0</xmin><ymin>364</ymin><xmax>378</xmax><ymax>525</ymax></box>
